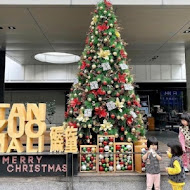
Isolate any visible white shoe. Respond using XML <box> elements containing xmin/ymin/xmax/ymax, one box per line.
<box><xmin>184</xmin><ymin>168</ymin><xmax>189</xmax><ymax>172</ymax></box>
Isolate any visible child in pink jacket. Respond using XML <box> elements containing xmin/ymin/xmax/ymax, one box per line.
<box><xmin>179</xmin><ymin>113</ymin><xmax>190</xmax><ymax>172</ymax></box>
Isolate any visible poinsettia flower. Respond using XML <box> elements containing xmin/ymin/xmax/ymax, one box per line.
<box><xmin>127</xmin><ymin>117</ymin><xmax>133</xmax><ymax>125</ymax></box>
<box><xmin>80</xmin><ymin>61</ymin><xmax>86</xmax><ymax>70</ymax></box>
<box><xmin>97</xmin><ymin>88</ymin><xmax>105</xmax><ymax>95</ymax></box>
<box><xmin>91</xmin><ymin>90</ymin><xmax>98</xmax><ymax>97</ymax></box>
<box><xmin>118</xmin><ymin>73</ymin><xmax>126</xmax><ymax>83</ymax></box>
<box><xmin>98</xmin><ymin>49</ymin><xmax>111</xmax><ymax>60</ymax></box>
<box><xmin>70</xmin><ymin>98</ymin><xmax>81</xmax><ymax>108</ymax></box>
<box><xmin>100</xmin><ymin>119</ymin><xmax>113</xmax><ymax>131</ymax></box>
<box><xmin>76</xmin><ymin>109</ymin><xmax>89</xmax><ymax>122</ymax></box>
<box><xmin>95</xmin><ymin>107</ymin><xmax>107</xmax><ymax>118</ymax></box>
<box><xmin>68</xmin><ymin>122</ymin><xmax>77</xmax><ymax>128</ymax></box>
<box><xmin>97</xmin><ymin>24</ymin><xmax>109</xmax><ymax>32</ymax></box>
<box><xmin>104</xmin><ymin>0</ymin><xmax>112</xmax><ymax>8</ymax></box>
<box><xmin>115</xmin><ymin>98</ymin><xmax>124</xmax><ymax>112</ymax></box>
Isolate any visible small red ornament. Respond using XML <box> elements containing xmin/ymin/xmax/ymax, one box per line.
<box><xmin>86</xmin><ymin>63</ymin><xmax>90</xmax><ymax>68</ymax></box>
<box><xmin>91</xmin><ymin>156</ymin><xmax>94</xmax><ymax>161</ymax></box>
<box><xmin>79</xmin><ymin>72</ymin><xmax>83</xmax><ymax>76</ymax></box>
<box><xmin>120</xmin><ymin>136</ymin><xmax>124</xmax><ymax>141</ymax></box>
<box><xmin>87</xmin><ymin>147</ymin><xmax>91</xmax><ymax>152</ymax></box>
<box><xmin>103</xmin><ymin>32</ymin><xmax>107</xmax><ymax>36</ymax></box>
<box><xmin>90</xmin><ymin>163</ymin><xmax>94</xmax><ymax>168</ymax></box>
<box><xmin>124</xmin><ymin>114</ymin><xmax>128</xmax><ymax>118</ymax></box>
<box><xmin>113</xmin><ymin>77</ymin><xmax>118</xmax><ymax>81</ymax></box>
<box><xmin>85</xmin><ymin>37</ymin><xmax>89</xmax><ymax>44</ymax></box>
<box><xmin>127</xmin><ymin>117</ymin><xmax>133</xmax><ymax>125</ymax></box>
<box><xmin>103</xmin><ymin>141</ymin><xmax>108</xmax><ymax>146</ymax></box>
<box><xmin>112</xmin><ymin>44</ymin><xmax>115</xmax><ymax>48</ymax></box>
<box><xmin>90</xmin><ymin>42</ymin><xmax>93</xmax><ymax>46</ymax></box>
<box><xmin>116</xmin><ymin>145</ymin><xmax>121</xmax><ymax>151</ymax></box>
<box><xmin>105</xmin><ymin>20</ymin><xmax>108</xmax><ymax>24</ymax></box>
<box><xmin>99</xmin><ymin>166</ymin><xmax>104</xmax><ymax>171</ymax></box>
<box><xmin>103</xmin><ymin>81</ymin><xmax>107</xmax><ymax>85</ymax></box>
<box><xmin>109</xmin><ymin>161</ymin><xmax>113</xmax><ymax>166</ymax></box>
<box><xmin>88</xmin><ymin>57</ymin><xmax>92</xmax><ymax>61</ymax></box>
<box><xmin>136</xmin><ymin>110</ymin><xmax>140</xmax><ymax>114</ymax></box>
<box><xmin>127</xmin><ymin>165</ymin><xmax>132</xmax><ymax>170</ymax></box>
<box><xmin>82</xmin><ymin>157</ymin><xmax>85</xmax><ymax>162</ymax></box>
<box><xmin>99</xmin><ymin>147</ymin><xmax>104</xmax><ymax>153</ymax></box>
<box><xmin>142</xmin><ymin>163</ymin><xmax>145</xmax><ymax>167</ymax></box>
<box><xmin>121</xmin><ymin>126</ymin><xmax>125</xmax><ymax>131</ymax></box>
<box><xmin>116</xmin><ymin>92</ymin><xmax>120</xmax><ymax>97</ymax></box>
<box><xmin>111</xmin><ymin>114</ymin><xmax>115</xmax><ymax>119</ymax></box>
<box><xmin>94</xmin><ymin>9</ymin><xmax>98</xmax><ymax>13</ymax></box>
<box><xmin>109</xmin><ymin>137</ymin><xmax>114</xmax><ymax>142</ymax></box>
<box><xmin>127</xmin><ymin>101</ymin><xmax>131</xmax><ymax>106</ymax></box>
<box><xmin>80</xmin><ymin>61</ymin><xmax>86</xmax><ymax>70</ymax></box>
<box><xmin>94</xmin><ymin>107</ymin><xmax>99</xmax><ymax>112</ymax></box>
<box><xmin>104</xmin><ymin>131</ymin><xmax>108</xmax><ymax>135</ymax></box>
<box><xmin>87</xmin><ymin>51</ymin><xmax>90</xmax><ymax>55</ymax></box>
<box><xmin>101</xmin><ymin>159</ymin><xmax>105</xmax><ymax>164</ymax></box>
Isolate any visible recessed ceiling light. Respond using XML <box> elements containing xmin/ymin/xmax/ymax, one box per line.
<box><xmin>0</xmin><ymin>27</ymin><xmax>3</xmax><ymax>29</ymax></box>
<box><xmin>8</xmin><ymin>26</ymin><xmax>16</xmax><ymax>30</ymax></box>
<box><xmin>183</xmin><ymin>30</ymin><xmax>190</xmax><ymax>33</ymax></box>
<box><xmin>34</xmin><ymin>52</ymin><xmax>80</xmax><ymax>64</ymax></box>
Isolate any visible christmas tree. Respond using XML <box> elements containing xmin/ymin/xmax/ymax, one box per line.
<box><xmin>65</xmin><ymin>0</ymin><xmax>145</xmax><ymax>144</ymax></box>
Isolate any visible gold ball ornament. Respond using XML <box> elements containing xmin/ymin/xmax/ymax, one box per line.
<box><xmin>115</xmin><ymin>133</ymin><xmax>119</xmax><ymax>138</ymax></box>
<box><xmin>104</xmin><ymin>38</ymin><xmax>108</xmax><ymax>42</ymax></box>
<box><xmin>113</xmin><ymin>52</ymin><xmax>117</xmax><ymax>56</ymax></box>
<box><xmin>116</xmin><ymin>157</ymin><xmax>119</xmax><ymax>161</ymax></box>
<box><xmin>110</xmin><ymin>23</ymin><xmax>114</xmax><ymax>27</ymax></box>
<box><xmin>81</xmin><ymin>106</ymin><xmax>84</xmax><ymax>110</ymax></box>
<box><xmin>83</xmin><ymin>124</ymin><xmax>87</xmax><ymax>128</ymax></box>
<box><xmin>125</xmin><ymin>162</ymin><xmax>128</xmax><ymax>166</ymax></box>
<box><xmin>98</xmin><ymin>97</ymin><xmax>102</xmax><ymax>101</ymax></box>
<box><xmin>79</xmin><ymin>133</ymin><xmax>83</xmax><ymax>138</ymax></box>
<box><xmin>97</xmin><ymin>43</ymin><xmax>100</xmax><ymax>47</ymax></box>
<box><xmin>99</xmin><ymin>142</ymin><xmax>103</xmax><ymax>146</ymax></box>
<box><xmin>105</xmin><ymin>158</ymin><xmax>109</xmax><ymax>163</ymax></box>
<box><xmin>97</xmin><ymin>78</ymin><xmax>101</xmax><ymax>82</ymax></box>
<box><xmin>108</xmin><ymin>13</ymin><xmax>111</xmax><ymax>16</ymax></box>
<box><xmin>132</xmin><ymin>128</ymin><xmax>136</xmax><ymax>133</ymax></box>
<box><xmin>121</xmin><ymin>116</ymin><xmax>125</xmax><ymax>121</ymax></box>
<box><xmin>110</xmin><ymin>59</ymin><xmax>114</xmax><ymax>63</ymax></box>
<box><xmin>106</xmin><ymin>163</ymin><xmax>109</xmax><ymax>167</ymax></box>
<box><xmin>100</xmin><ymin>6</ymin><xmax>103</xmax><ymax>10</ymax></box>
<box><xmin>107</xmin><ymin>90</ymin><xmax>111</xmax><ymax>94</ymax></box>
<box><xmin>109</xmin><ymin>142</ymin><xmax>113</xmax><ymax>146</ymax></box>
<box><xmin>95</xmin><ymin>31</ymin><xmax>99</xmax><ymax>35</ymax></box>
<box><xmin>91</xmin><ymin>26</ymin><xmax>94</xmax><ymax>29</ymax></box>
<box><xmin>91</xmin><ymin>147</ymin><xmax>96</xmax><ymax>153</ymax></box>
<box><xmin>88</xmin><ymin>124</ymin><xmax>92</xmax><ymax>128</ymax></box>
<box><xmin>84</xmin><ymin>55</ymin><xmax>87</xmax><ymax>59</ymax></box>
<box><xmin>115</xmin><ymin>84</ymin><xmax>119</xmax><ymax>88</ymax></box>
<box><xmin>78</xmin><ymin>82</ymin><xmax>81</xmax><ymax>86</ymax></box>
<box><xmin>117</xmin><ymin>116</ymin><xmax>121</xmax><ymax>120</ymax></box>
<box><xmin>99</xmin><ymin>162</ymin><xmax>102</xmax><ymax>166</ymax></box>
<box><xmin>104</xmin><ymin>10</ymin><xmax>107</xmax><ymax>14</ymax></box>
<box><xmin>119</xmin><ymin>154</ymin><xmax>123</xmax><ymax>158</ymax></box>
<box><xmin>93</xmin><ymin>56</ymin><xmax>97</xmax><ymax>59</ymax></box>
<box><xmin>124</xmin><ymin>131</ymin><xmax>128</xmax><ymax>135</ymax></box>
<box><xmin>92</xmin><ymin>64</ymin><xmax>96</xmax><ymax>69</ymax></box>
<box><xmin>88</xmin><ymin>98</ymin><xmax>92</xmax><ymax>102</ymax></box>
<box><xmin>109</xmin><ymin>32</ymin><xmax>112</xmax><ymax>36</ymax></box>
<box><xmin>122</xmin><ymin>98</ymin><xmax>125</xmax><ymax>102</ymax></box>
<box><xmin>86</xmin><ymin>139</ymin><xmax>90</xmax><ymax>143</ymax></box>
<box><xmin>69</xmin><ymin>110</ymin><xmax>73</xmax><ymax>114</ymax></box>
<box><xmin>127</xmin><ymin>137</ymin><xmax>132</xmax><ymax>142</ymax></box>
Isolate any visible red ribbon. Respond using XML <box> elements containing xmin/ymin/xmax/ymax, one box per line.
<box><xmin>80</xmin><ymin>61</ymin><xmax>86</xmax><ymax>70</ymax></box>
<box><xmin>118</xmin><ymin>73</ymin><xmax>126</xmax><ymax>83</ymax></box>
<box><xmin>95</xmin><ymin>107</ymin><xmax>107</xmax><ymax>118</ymax></box>
<box><xmin>104</xmin><ymin>0</ymin><xmax>112</xmax><ymax>7</ymax></box>
<box><xmin>97</xmin><ymin>24</ymin><xmax>109</xmax><ymax>32</ymax></box>
<box><xmin>70</xmin><ymin>98</ymin><xmax>81</xmax><ymax>108</ymax></box>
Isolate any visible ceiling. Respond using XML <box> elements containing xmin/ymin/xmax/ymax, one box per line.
<box><xmin>0</xmin><ymin>5</ymin><xmax>190</xmax><ymax>65</ymax></box>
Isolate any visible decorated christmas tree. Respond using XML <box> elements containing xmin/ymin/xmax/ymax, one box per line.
<box><xmin>65</xmin><ymin>0</ymin><xmax>145</xmax><ymax>144</ymax></box>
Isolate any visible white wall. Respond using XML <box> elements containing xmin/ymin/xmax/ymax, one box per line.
<box><xmin>5</xmin><ymin>57</ymin><xmax>186</xmax><ymax>83</ymax></box>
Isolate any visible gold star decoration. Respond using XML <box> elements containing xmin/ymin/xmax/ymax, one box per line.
<box><xmin>100</xmin><ymin>119</ymin><xmax>113</xmax><ymax>131</ymax></box>
<box><xmin>97</xmin><ymin>49</ymin><xmax>111</xmax><ymax>60</ymax></box>
<box><xmin>115</xmin><ymin>98</ymin><xmax>124</xmax><ymax>112</ymax></box>
<box><xmin>92</xmin><ymin>16</ymin><xmax>98</xmax><ymax>24</ymax></box>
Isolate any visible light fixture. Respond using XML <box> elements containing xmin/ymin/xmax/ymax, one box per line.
<box><xmin>0</xmin><ymin>27</ymin><xmax>3</xmax><ymax>29</ymax></box>
<box><xmin>34</xmin><ymin>52</ymin><xmax>80</xmax><ymax>64</ymax></box>
<box><xmin>8</xmin><ymin>26</ymin><xmax>16</xmax><ymax>30</ymax></box>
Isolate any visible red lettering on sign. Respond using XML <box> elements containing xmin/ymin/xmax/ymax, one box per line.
<box><xmin>2</xmin><ymin>156</ymin><xmax>9</xmax><ymax>164</ymax></box>
<box><xmin>15</xmin><ymin>164</ymin><xmax>21</xmax><ymax>172</ymax></box>
<box><xmin>7</xmin><ymin>164</ymin><xmax>14</xmax><ymax>172</ymax></box>
<box><xmin>20</xmin><ymin>156</ymin><xmax>26</xmax><ymax>164</ymax></box>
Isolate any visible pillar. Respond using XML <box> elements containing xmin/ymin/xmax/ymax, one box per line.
<box><xmin>0</xmin><ymin>51</ymin><xmax>5</xmax><ymax>103</ymax></box>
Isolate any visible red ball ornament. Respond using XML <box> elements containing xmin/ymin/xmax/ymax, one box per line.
<box><xmin>109</xmin><ymin>137</ymin><xmax>114</xmax><ymax>142</ymax></box>
<box><xmin>99</xmin><ymin>147</ymin><xmax>104</xmax><ymax>153</ymax></box>
<box><xmin>97</xmin><ymin>71</ymin><xmax>101</xmax><ymax>74</ymax></box>
<box><xmin>116</xmin><ymin>92</ymin><xmax>120</xmax><ymax>97</ymax></box>
<box><xmin>121</xmin><ymin>126</ymin><xmax>125</xmax><ymax>131</ymax></box>
<box><xmin>90</xmin><ymin>42</ymin><xmax>93</xmax><ymax>46</ymax></box>
<box><xmin>104</xmin><ymin>131</ymin><xmax>108</xmax><ymax>135</ymax></box>
<box><xmin>87</xmin><ymin>147</ymin><xmax>91</xmax><ymax>152</ymax></box>
<box><xmin>127</xmin><ymin>101</ymin><xmax>131</xmax><ymax>106</ymax></box>
<box><xmin>79</xmin><ymin>72</ymin><xmax>83</xmax><ymax>76</ymax></box>
<box><xmin>91</xmin><ymin>156</ymin><xmax>95</xmax><ymax>161</ymax></box>
<box><xmin>111</xmin><ymin>114</ymin><xmax>115</xmax><ymax>119</ymax></box>
<box><xmin>116</xmin><ymin>145</ymin><xmax>121</xmax><ymax>151</ymax></box>
<box><xmin>103</xmin><ymin>141</ymin><xmax>108</xmax><ymax>146</ymax></box>
<box><xmin>88</xmin><ymin>57</ymin><xmax>92</xmax><ymax>61</ymax></box>
<box><xmin>136</xmin><ymin>110</ymin><xmax>140</xmax><ymax>114</ymax></box>
<box><xmin>105</xmin><ymin>20</ymin><xmax>108</xmax><ymax>24</ymax></box>
<box><xmin>94</xmin><ymin>9</ymin><xmax>98</xmax><ymax>13</ymax></box>
<box><xmin>109</xmin><ymin>161</ymin><xmax>113</xmax><ymax>166</ymax></box>
<box><xmin>90</xmin><ymin>163</ymin><xmax>94</xmax><ymax>168</ymax></box>
<box><xmin>99</xmin><ymin>166</ymin><xmax>104</xmax><ymax>171</ymax></box>
<box><xmin>101</xmin><ymin>159</ymin><xmax>105</xmax><ymax>164</ymax></box>
<box><xmin>86</xmin><ymin>136</ymin><xmax>89</xmax><ymax>139</ymax></box>
<box><xmin>86</xmin><ymin>63</ymin><xmax>90</xmax><ymax>68</ymax></box>
<box><xmin>103</xmin><ymin>81</ymin><xmax>107</xmax><ymax>85</ymax></box>
<box><xmin>87</xmin><ymin>51</ymin><xmax>90</xmax><ymax>54</ymax></box>
<box><xmin>82</xmin><ymin>157</ymin><xmax>85</xmax><ymax>162</ymax></box>
<box><xmin>114</xmin><ymin>77</ymin><xmax>118</xmax><ymax>81</ymax></box>
<box><xmin>120</xmin><ymin>162</ymin><xmax>124</xmax><ymax>165</ymax></box>
<box><xmin>95</xmin><ymin>107</ymin><xmax>99</xmax><ymax>112</ymax></box>
<box><xmin>142</xmin><ymin>163</ymin><xmax>145</xmax><ymax>167</ymax></box>
<box><xmin>103</xmin><ymin>32</ymin><xmax>107</xmax><ymax>36</ymax></box>
<box><xmin>124</xmin><ymin>114</ymin><xmax>128</xmax><ymax>118</ymax></box>
<box><xmin>118</xmin><ymin>57</ymin><xmax>121</xmax><ymax>61</ymax></box>
<box><xmin>112</xmin><ymin>44</ymin><xmax>115</xmax><ymax>48</ymax></box>
<box><xmin>120</xmin><ymin>136</ymin><xmax>124</xmax><ymax>141</ymax></box>
<box><xmin>127</xmin><ymin>165</ymin><xmax>132</xmax><ymax>170</ymax></box>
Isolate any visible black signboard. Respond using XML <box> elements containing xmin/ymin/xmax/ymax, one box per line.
<box><xmin>0</xmin><ymin>153</ymin><xmax>78</xmax><ymax>177</ymax></box>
